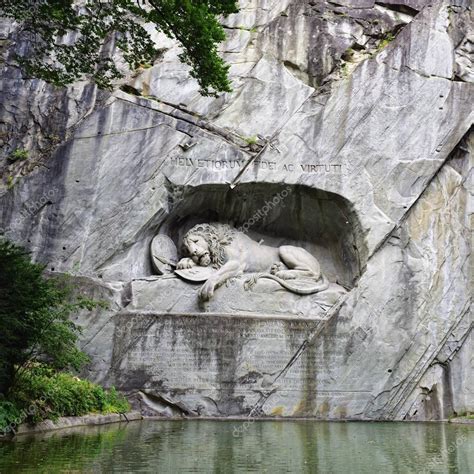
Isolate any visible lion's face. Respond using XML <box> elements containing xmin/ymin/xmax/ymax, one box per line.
<box><xmin>183</xmin><ymin>233</ymin><xmax>212</xmax><ymax>267</ymax></box>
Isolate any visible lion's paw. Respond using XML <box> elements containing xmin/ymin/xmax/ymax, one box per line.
<box><xmin>244</xmin><ymin>275</ymin><xmax>258</xmax><ymax>290</ymax></box>
<box><xmin>199</xmin><ymin>280</ymin><xmax>215</xmax><ymax>301</ymax></box>
<box><xmin>270</xmin><ymin>262</ymin><xmax>284</xmax><ymax>275</ymax></box>
<box><xmin>274</xmin><ymin>270</ymin><xmax>297</xmax><ymax>280</ymax></box>
<box><xmin>176</xmin><ymin>258</ymin><xmax>196</xmax><ymax>269</ymax></box>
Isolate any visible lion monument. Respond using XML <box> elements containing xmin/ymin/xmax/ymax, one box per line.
<box><xmin>176</xmin><ymin>223</ymin><xmax>329</xmax><ymax>301</ymax></box>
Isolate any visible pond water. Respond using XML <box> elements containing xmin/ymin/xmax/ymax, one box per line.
<box><xmin>0</xmin><ymin>420</ymin><xmax>472</xmax><ymax>473</ymax></box>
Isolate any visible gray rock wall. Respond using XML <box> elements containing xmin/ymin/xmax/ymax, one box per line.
<box><xmin>0</xmin><ymin>0</ymin><xmax>472</xmax><ymax>420</ymax></box>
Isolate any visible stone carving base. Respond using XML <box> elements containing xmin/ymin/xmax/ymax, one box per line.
<box><xmin>126</xmin><ymin>276</ymin><xmax>346</xmax><ymax>319</ymax></box>
<box><xmin>110</xmin><ymin>311</ymin><xmax>370</xmax><ymax>418</ymax></box>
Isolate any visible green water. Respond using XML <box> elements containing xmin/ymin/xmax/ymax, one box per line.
<box><xmin>0</xmin><ymin>420</ymin><xmax>472</xmax><ymax>473</ymax></box>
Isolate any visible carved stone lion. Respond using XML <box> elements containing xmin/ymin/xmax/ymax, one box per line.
<box><xmin>176</xmin><ymin>223</ymin><xmax>329</xmax><ymax>301</ymax></box>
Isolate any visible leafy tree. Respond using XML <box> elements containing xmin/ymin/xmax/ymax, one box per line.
<box><xmin>0</xmin><ymin>0</ymin><xmax>239</xmax><ymax>96</ymax></box>
<box><xmin>0</xmin><ymin>239</ymin><xmax>100</xmax><ymax>395</ymax></box>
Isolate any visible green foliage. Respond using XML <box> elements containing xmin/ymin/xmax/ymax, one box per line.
<box><xmin>377</xmin><ymin>32</ymin><xmax>396</xmax><ymax>52</ymax></box>
<box><xmin>0</xmin><ymin>0</ymin><xmax>239</xmax><ymax>96</ymax></box>
<box><xmin>243</xmin><ymin>135</ymin><xmax>258</xmax><ymax>145</ymax></box>
<box><xmin>8</xmin><ymin>149</ymin><xmax>28</xmax><ymax>162</ymax></box>
<box><xmin>0</xmin><ymin>240</ymin><xmax>122</xmax><ymax>434</ymax></box>
<box><xmin>0</xmin><ymin>365</ymin><xmax>129</xmax><ymax>433</ymax></box>
<box><xmin>6</xmin><ymin>176</ymin><xmax>14</xmax><ymax>189</ymax></box>
<box><xmin>0</xmin><ymin>400</ymin><xmax>22</xmax><ymax>433</ymax></box>
<box><xmin>0</xmin><ymin>239</ymin><xmax>102</xmax><ymax>395</ymax></box>
<box><xmin>451</xmin><ymin>412</ymin><xmax>474</xmax><ymax>420</ymax></box>
<box><xmin>340</xmin><ymin>63</ymin><xmax>349</xmax><ymax>78</ymax></box>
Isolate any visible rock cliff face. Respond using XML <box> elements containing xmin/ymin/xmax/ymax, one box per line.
<box><xmin>0</xmin><ymin>0</ymin><xmax>472</xmax><ymax>420</ymax></box>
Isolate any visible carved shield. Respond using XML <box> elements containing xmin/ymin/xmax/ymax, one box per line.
<box><xmin>150</xmin><ymin>234</ymin><xmax>178</xmax><ymax>275</ymax></box>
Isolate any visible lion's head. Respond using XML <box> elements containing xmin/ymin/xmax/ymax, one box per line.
<box><xmin>181</xmin><ymin>223</ymin><xmax>235</xmax><ymax>268</ymax></box>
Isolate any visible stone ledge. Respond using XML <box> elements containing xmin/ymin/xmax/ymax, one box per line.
<box><xmin>122</xmin><ymin>309</ymin><xmax>334</xmax><ymax>322</ymax></box>
<box><xmin>128</xmin><ymin>276</ymin><xmax>346</xmax><ymax>319</ymax></box>
<box><xmin>14</xmin><ymin>412</ymin><xmax>143</xmax><ymax>436</ymax></box>
<box><xmin>448</xmin><ymin>418</ymin><xmax>474</xmax><ymax>425</ymax></box>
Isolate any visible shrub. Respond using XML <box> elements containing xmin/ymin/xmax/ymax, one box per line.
<box><xmin>0</xmin><ymin>239</ymin><xmax>101</xmax><ymax>394</ymax></box>
<box><xmin>7</xmin><ymin>149</ymin><xmax>28</xmax><ymax>162</ymax></box>
<box><xmin>0</xmin><ymin>365</ymin><xmax>129</xmax><ymax>433</ymax></box>
<box><xmin>244</xmin><ymin>136</ymin><xmax>258</xmax><ymax>146</ymax></box>
<box><xmin>0</xmin><ymin>400</ymin><xmax>22</xmax><ymax>433</ymax></box>
<box><xmin>377</xmin><ymin>32</ymin><xmax>396</xmax><ymax>51</ymax></box>
<box><xmin>0</xmin><ymin>240</ymin><xmax>123</xmax><ymax>435</ymax></box>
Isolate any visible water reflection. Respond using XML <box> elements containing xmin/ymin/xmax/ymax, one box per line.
<box><xmin>0</xmin><ymin>420</ymin><xmax>472</xmax><ymax>473</ymax></box>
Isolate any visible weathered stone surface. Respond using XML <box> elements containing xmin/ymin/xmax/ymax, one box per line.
<box><xmin>15</xmin><ymin>413</ymin><xmax>142</xmax><ymax>436</ymax></box>
<box><xmin>128</xmin><ymin>277</ymin><xmax>345</xmax><ymax>318</ymax></box>
<box><xmin>110</xmin><ymin>311</ymin><xmax>327</xmax><ymax>417</ymax></box>
<box><xmin>0</xmin><ymin>0</ymin><xmax>472</xmax><ymax>420</ymax></box>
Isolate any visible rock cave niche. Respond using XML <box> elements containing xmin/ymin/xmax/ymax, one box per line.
<box><xmin>157</xmin><ymin>182</ymin><xmax>366</xmax><ymax>290</ymax></box>
<box><xmin>100</xmin><ymin>181</ymin><xmax>367</xmax><ymax>317</ymax></box>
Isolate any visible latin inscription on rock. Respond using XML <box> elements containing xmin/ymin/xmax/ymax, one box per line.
<box><xmin>169</xmin><ymin>156</ymin><xmax>342</xmax><ymax>174</ymax></box>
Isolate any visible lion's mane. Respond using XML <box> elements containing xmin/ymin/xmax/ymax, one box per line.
<box><xmin>182</xmin><ymin>223</ymin><xmax>235</xmax><ymax>268</ymax></box>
